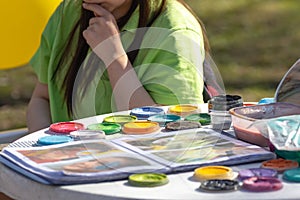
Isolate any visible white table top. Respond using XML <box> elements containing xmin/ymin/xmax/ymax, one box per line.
<box><xmin>1</xmin><ymin>104</ymin><xmax>300</xmax><ymax>200</ymax></box>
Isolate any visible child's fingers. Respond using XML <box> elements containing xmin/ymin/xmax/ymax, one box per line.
<box><xmin>82</xmin><ymin>3</ymin><xmax>109</xmax><ymax>17</ymax></box>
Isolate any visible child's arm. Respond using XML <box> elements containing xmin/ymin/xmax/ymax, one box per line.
<box><xmin>26</xmin><ymin>81</ymin><xmax>51</xmax><ymax>133</ymax></box>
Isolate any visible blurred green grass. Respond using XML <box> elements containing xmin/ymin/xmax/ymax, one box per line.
<box><xmin>0</xmin><ymin>65</ymin><xmax>35</xmax><ymax>131</ymax></box>
<box><xmin>1</xmin><ymin>0</ymin><xmax>300</xmax><ymax>131</ymax></box>
<box><xmin>189</xmin><ymin>0</ymin><xmax>300</xmax><ymax>99</ymax></box>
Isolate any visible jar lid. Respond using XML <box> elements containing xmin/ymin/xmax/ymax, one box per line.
<box><xmin>49</xmin><ymin>122</ymin><xmax>84</xmax><ymax>134</ymax></box>
<box><xmin>210</xmin><ymin>94</ymin><xmax>242</xmax><ymax>104</ymax></box>
<box><xmin>208</xmin><ymin>94</ymin><xmax>243</xmax><ymax>111</ymax></box>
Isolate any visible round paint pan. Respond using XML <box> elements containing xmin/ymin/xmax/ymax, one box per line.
<box><xmin>185</xmin><ymin>113</ymin><xmax>211</xmax><ymax>125</ymax></box>
<box><xmin>37</xmin><ymin>135</ymin><xmax>73</xmax><ymax>146</ymax></box>
<box><xmin>70</xmin><ymin>130</ymin><xmax>106</xmax><ymax>140</ymax></box>
<box><xmin>168</xmin><ymin>104</ymin><xmax>199</xmax><ymax>117</ymax></box>
<box><xmin>148</xmin><ymin>114</ymin><xmax>181</xmax><ymax>127</ymax></box>
<box><xmin>283</xmin><ymin>168</ymin><xmax>300</xmax><ymax>182</ymax></box>
<box><xmin>128</xmin><ymin>173</ymin><xmax>169</xmax><ymax>187</ymax></box>
<box><xmin>165</xmin><ymin>121</ymin><xmax>201</xmax><ymax>131</ymax></box>
<box><xmin>87</xmin><ymin>122</ymin><xmax>122</xmax><ymax>135</ymax></box>
<box><xmin>103</xmin><ymin>115</ymin><xmax>137</xmax><ymax>125</ymax></box>
<box><xmin>194</xmin><ymin>166</ymin><xmax>234</xmax><ymax>181</ymax></box>
<box><xmin>122</xmin><ymin>121</ymin><xmax>160</xmax><ymax>135</ymax></box>
<box><xmin>261</xmin><ymin>158</ymin><xmax>299</xmax><ymax>173</ymax></box>
<box><xmin>238</xmin><ymin>168</ymin><xmax>277</xmax><ymax>180</ymax></box>
<box><xmin>130</xmin><ymin>106</ymin><xmax>165</xmax><ymax>120</ymax></box>
<box><xmin>49</xmin><ymin>122</ymin><xmax>84</xmax><ymax>134</ymax></box>
<box><xmin>242</xmin><ymin>177</ymin><xmax>283</xmax><ymax>192</ymax></box>
<box><xmin>198</xmin><ymin>179</ymin><xmax>241</xmax><ymax>192</ymax></box>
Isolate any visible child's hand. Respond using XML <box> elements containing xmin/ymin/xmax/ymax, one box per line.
<box><xmin>82</xmin><ymin>3</ymin><xmax>119</xmax><ymax>49</ymax></box>
<box><xmin>82</xmin><ymin>3</ymin><xmax>126</xmax><ymax>66</ymax></box>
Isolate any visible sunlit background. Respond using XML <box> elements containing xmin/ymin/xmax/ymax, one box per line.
<box><xmin>1</xmin><ymin>0</ymin><xmax>300</xmax><ymax>131</ymax></box>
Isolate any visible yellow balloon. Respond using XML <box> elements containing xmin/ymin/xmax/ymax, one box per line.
<box><xmin>0</xmin><ymin>0</ymin><xmax>62</xmax><ymax>69</ymax></box>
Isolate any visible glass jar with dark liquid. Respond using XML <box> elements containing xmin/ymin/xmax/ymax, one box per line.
<box><xmin>208</xmin><ymin>95</ymin><xmax>243</xmax><ymax>130</ymax></box>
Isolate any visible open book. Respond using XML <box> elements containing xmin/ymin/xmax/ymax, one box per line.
<box><xmin>0</xmin><ymin>128</ymin><xmax>275</xmax><ymax>185</ymax></box>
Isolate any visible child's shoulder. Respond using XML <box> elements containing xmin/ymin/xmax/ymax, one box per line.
<box><xmin>155</xmin><ymin>0</ymin><xmax>201</xmax><ymax>32</ymax></box>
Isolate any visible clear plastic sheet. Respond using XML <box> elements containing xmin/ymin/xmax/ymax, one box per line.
<box><xmin>254</xmin><ymin>115</ymin><xmax>300</xmax><ymax>151</ymax></box>
<box><xmin>275</xmin><ymin>58</ymin><xmax>300</xmax><ymax>105</ymax></box>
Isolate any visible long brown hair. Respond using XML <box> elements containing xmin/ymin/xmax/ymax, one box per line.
<box><xmin>55</xmin><ymin>0</ymin><xmax>209</xmax><ymax>116</ymax></box>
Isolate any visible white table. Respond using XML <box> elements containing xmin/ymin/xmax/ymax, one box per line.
<box><xmin>1</xmin><ymin>105</ymin><xmax>300</xmax><ymax>200</ymax></box>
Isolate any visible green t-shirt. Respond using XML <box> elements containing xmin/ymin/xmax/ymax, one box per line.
<box><xmin>30</xmin><ymin>0</ymin><xmax>205</xmax><ymax>122</ymax></box>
